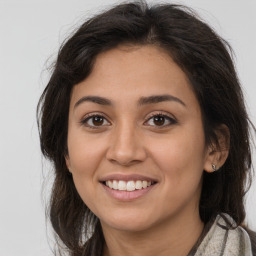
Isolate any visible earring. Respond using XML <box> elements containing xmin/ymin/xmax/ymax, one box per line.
<box><xmin>212</xmin><ymin>164</ymin><xmax>217</xmax><ymax>172</ymax></box>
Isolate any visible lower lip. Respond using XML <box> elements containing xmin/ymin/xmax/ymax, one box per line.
<box><xmin>101</xmin><ymin>183</ymin><xmax>156</xmax><ymax>201</ymax></box>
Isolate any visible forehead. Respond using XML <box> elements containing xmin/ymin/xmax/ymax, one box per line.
<box><xmin>70</xmin><ymin>45</ymin><xmax>198</xmax><ymax>108</ymax></box>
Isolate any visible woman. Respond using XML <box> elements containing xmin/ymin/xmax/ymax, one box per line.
<box><xmin>37</xmin><ymin>1</ymin><xmax>256</xmax><ymax>255</ymax></box>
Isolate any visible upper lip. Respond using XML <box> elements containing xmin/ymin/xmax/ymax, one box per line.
<box><xmin>99</xmin><ymin>173</ymin><xmax>158</xmax><ymax>182</ymax></box>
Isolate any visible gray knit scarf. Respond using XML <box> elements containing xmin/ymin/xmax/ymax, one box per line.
<box><xmin>193</xmin><ymin>214</ymin><xmax>252</xmax><ymax>256</ymax></box>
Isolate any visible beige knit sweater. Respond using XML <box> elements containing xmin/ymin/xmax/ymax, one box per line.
<box><xmin>194</xmin><ymin>214</ymin><xmax>252</xmax><ymax>256</ymax></box>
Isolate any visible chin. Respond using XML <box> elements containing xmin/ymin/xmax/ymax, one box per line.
<box><xmin>100</xmin><ymin>212</ymin><xmax>156</xmax><ymax>233</ymax></box>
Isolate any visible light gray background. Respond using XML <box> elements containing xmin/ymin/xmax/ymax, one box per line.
<box><xmin>0</xmin><ymin>0</ymin><xmax>255</xmax><ymax>255</ymax></box>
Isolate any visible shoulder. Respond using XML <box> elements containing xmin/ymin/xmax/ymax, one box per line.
<box><xmin>192</xmin><ymin>214</ymin><xmax>255</xmax><ymax>256</ymax></box>
<box><xmin>219</xmin><ymin>214</ymin><xmax>256</xmax><ymax>256</ymax></box>
<box><xmin>243</xmin><ymin>227</ymin><xmax>256</xmax><ymax>256</ymax></box>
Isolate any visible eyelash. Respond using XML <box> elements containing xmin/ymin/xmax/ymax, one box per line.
<box><xmin>80</xmin><ymin>111</ymin><xmax>177</xmax><ymax>129</ymax></box>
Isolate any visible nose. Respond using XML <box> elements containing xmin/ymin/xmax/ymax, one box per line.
<box><xmin>106</xmin><ymin>123</ymin><xmax>147</xmax><ymax>166</ymax></box>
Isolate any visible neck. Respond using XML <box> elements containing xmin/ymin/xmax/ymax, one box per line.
<box><xmin>101</xmin><ymin>210</ymin><xmax>204</xmax><ymax>256</ymax></box>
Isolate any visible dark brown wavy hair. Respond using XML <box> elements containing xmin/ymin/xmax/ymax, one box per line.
<box><xmin>37</xmin><ymin>1</ymin><xmax>255</xmax><ymax>255</ymax></box>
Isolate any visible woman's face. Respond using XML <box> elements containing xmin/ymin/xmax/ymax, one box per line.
<box><xmin>66</xmin><ymin>45</ymin><xmax>213</xmax><ymax>232</ymax></box>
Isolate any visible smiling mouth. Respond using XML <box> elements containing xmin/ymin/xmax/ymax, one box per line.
<box><xmin>102</xmin><ymin>180</ymin><xmax>157</xmax><ymax>191</ymax></box>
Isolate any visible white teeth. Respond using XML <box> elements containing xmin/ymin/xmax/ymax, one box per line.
<box><xmin>142</xmin><ymin>181</ymin><xmax>147</xmax><ymax>189</ymax></box>
<box><xmin>118</xmin><ymin>180</ymin><xmax>126</xmax><ymax>190</ymax></box>
<box><xmin>105</xmin><ymin>180</ymin><xmax>154</xmax><ymax>191</ymax></box>
<box><xmin>135</xmin><ymin>180</ymin><xmax>142</xmax><ymax>189</ymax></box>
<box><xmin>108</xmin><ymin>180</ymin><xmax>113</xmax><ymax>189</ymax></box>
<box><xmin>113</xmin><ymin>180</ymin><xmax>118</xmax><ymax>190</ymax></box>
<box><xmin>127</xmin><ymin>181</ymin><xmax>135</xmax><ymax>191</ymax></box>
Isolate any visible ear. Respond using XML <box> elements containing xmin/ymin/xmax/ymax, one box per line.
<box><xmin>65</xmin><ymin>155</ymin><xmax>72</xmax><ymax>173</ymax></box>
<box><xmin>204</xmin><ymin>124</ymin><xmax>230</xmax><ymax>173</ymax></box>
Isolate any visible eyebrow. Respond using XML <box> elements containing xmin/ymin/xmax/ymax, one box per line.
<box><xmin>74</xmin><ymin>94</ymin><xmax>186</xmax><ymax>109</ymax></box>
<box><xmin>138</xmin><ymin>94</ymin><xmax>186</xmax><ymax>107</ymax></box>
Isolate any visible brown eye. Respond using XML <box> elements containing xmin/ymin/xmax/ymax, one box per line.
<box><xmin>92</xmin><ymin>116</ymin><xmax>104</xmax><ymax>126</ymax></box>
<box><xmin>153</xmin><ymin>116</ymin><xmax>165</xmax><ymax>126</ymax></box>
<box><xmin>81</xmin><ymin>114</ymin><xmax>110</xmax><ymax>128</ymax></box>
<box><xmin>145</xmin><ymin>114</ymin><xmax>177</xmax><ymax>128</ymax></box>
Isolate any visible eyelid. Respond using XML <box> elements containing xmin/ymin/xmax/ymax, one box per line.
<box><xmin>144</xmin><ymin>111</ymin><xmax>177</xmax><ymax>127</ymax></box>
<box><xmin>80</xmin><ymin>112</ymin><xmax>111</xmax><ymax>128</ymax></box>
<box><xmin>145</xmin><ymin>111</ymin><xmax>175</xmax><ymax>120</ymax></box>
<box><xmin>79</xmin><ymin>111</ymin><xmax>177</xmax><ymax>129</ymax></box>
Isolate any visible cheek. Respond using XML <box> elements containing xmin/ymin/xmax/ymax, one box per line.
<box><xmin>150</xmin><ymin>130</ymin><xmax>205</xmax><ymax>167</ymax></box>
<box><xmin>148</xmin><ymin>126</ymin><xmax>206</xmax><ymax>188</ymax></box>
<box><xmin>146</xmin><ymin>133</ymin><xmax>205</xmax><ymax>216</ymax></box>
<box><xmin>67</xmin><ymin>132</ymin><xmax>107</xmax><ymax>212</ymax></box>
<box><xmin>67</xmin><ymin>130</ymin><xmax>106</xmax><ymax>174</ymax></box>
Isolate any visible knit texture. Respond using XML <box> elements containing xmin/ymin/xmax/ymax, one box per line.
<box><xmin>194</xmin><ymin>215</ymin><xmax>252</xmax><ymax>256</ymax></box>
